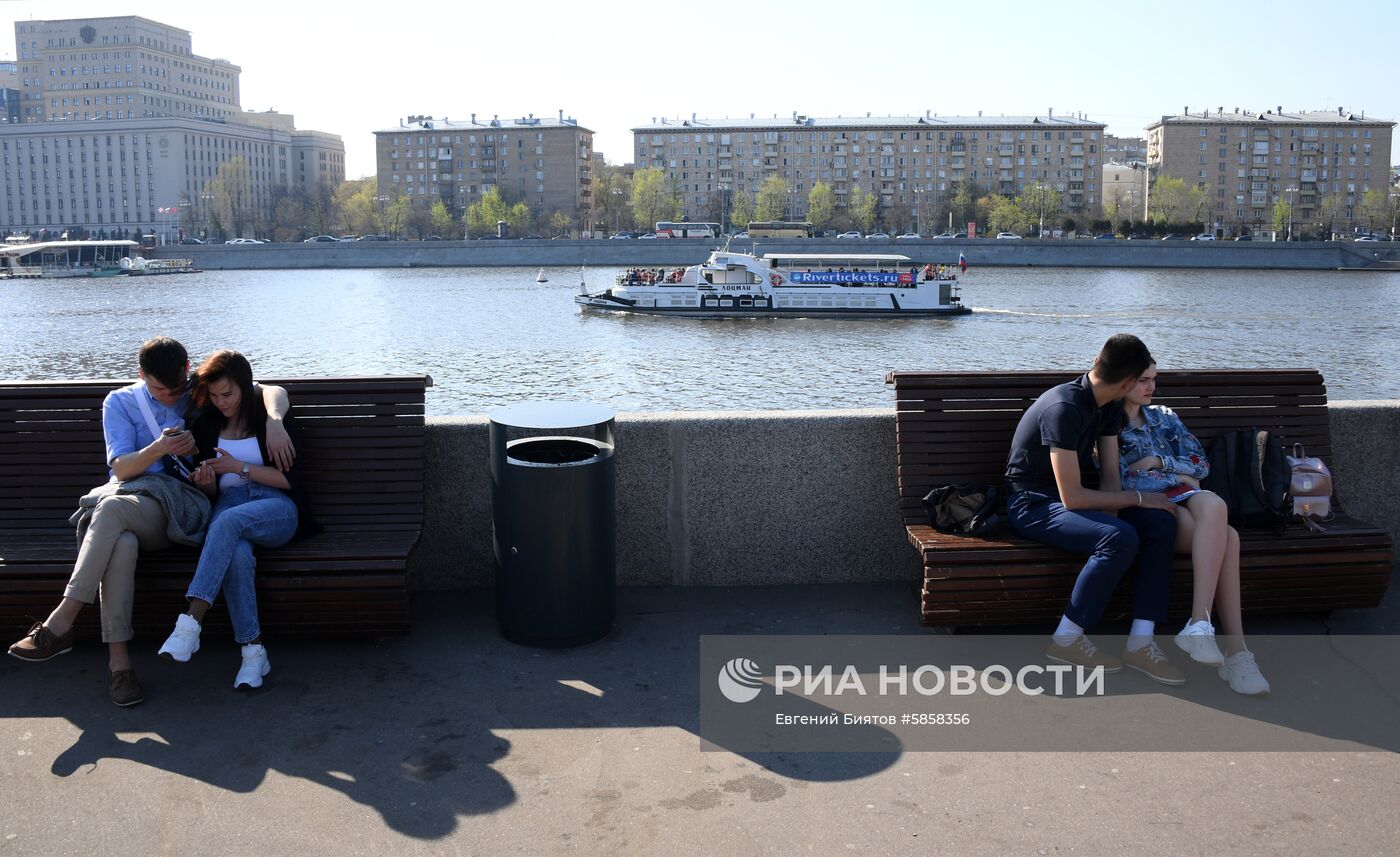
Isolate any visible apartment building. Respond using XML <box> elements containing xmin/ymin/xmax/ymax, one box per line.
<box><xmin>1104</xmin><ymin>134</ymin><xmax>1146</xmax><ymax>164</ymax></box>
<box><xmin>374</xmin><ymin>112</ymin><xmax>593</xmax><ymax>224</ymax></box>
<box><xmin>1145</xmin><ymin>107</ymin><xmax>1395</xmax><ymax>236</ymax></box>
<box><xmin>0</xmin><ymin>60</ymin><xmax>18</xmax><ymax>123</ymax></box>
<box><xmin>12</xmin><ymin>16</ymin><xmax>240</xmax><ymax>124</ymax></box>
<box><xmin>1102</xmin><ymin>161</ymin><xmax>1148</xmax><ymax>220</ymax></box>
<box><xmin>631</xmin><ymin>112</ymin><xmax>1106</xmax><ymax>227</ymax></box>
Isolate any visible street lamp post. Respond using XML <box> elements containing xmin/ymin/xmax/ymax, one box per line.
<box><xmin>374</xmin><ymin>195</ymin><xmax>390</xmax><ymax>236</ymax></box>
<box><xmin>612</xmin><ymin>187</ymin><xmax>623</xmax><ymax>235</ymax></box>
<box><xmin>718</xmin><ymin>183</ymin><xmax>730</xmax><ymax>234</ymax></box>
<box><xmin>1284</xmin><ymin>185</ymin><xmax>1299</xmax><ymax>241</ymax></box>
<box><xmin>199</xmin><ymin>192</ymin><xmax>215</xmax><ymax>242</ymax></box>
<box><xmin>912</xmin><ymin>188</ymin><xmax>923</xmax><ymax>235</ymax></box>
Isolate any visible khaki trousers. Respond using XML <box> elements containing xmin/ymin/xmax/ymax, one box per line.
<box><xmin>64</xmin><ymin>493</ymin><xmax>170</xmax><ymax>643</ymax></box>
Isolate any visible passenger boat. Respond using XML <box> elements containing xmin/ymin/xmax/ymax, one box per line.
<box><xmin>120</xmin><ymin>256</ymin><xmax>199</xmax><ymax>276</ymax></box>
<box><xmin>575</xmin><ymin>249</ymin><xmax>969</xmax><ymax>318</ymax></box>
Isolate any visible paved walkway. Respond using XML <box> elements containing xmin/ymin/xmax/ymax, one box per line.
<box><xmin>2</xmin><ymin>581</ymin><xmax>1398</xmax><ymax>856</ymax></box>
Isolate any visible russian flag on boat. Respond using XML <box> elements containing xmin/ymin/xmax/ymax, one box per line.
<box><xmin>958</xmin><ymin>253</ymin><xmax>968</xmax><ymax>273</ymax></box>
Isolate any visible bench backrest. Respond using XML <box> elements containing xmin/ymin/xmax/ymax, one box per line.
<box><xmin>887</xmin><ymin>369</ymin><xmax>1331</xmax><ymax>526</ymax></box>
<box><xmin>0</xmin><ymin>376</ymin><xmax>430</xmax><ymax>536</ymax></box>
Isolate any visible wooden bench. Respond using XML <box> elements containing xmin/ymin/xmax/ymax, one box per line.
<box><xmin>887</xmin><ymin>369</ymin><xmax>1395</xmax><ymax>627</ymax></box>
<box><xmin>0</xmin><ymin>376</ymin><xmax>430</xmax><ymax>638</ymax></box>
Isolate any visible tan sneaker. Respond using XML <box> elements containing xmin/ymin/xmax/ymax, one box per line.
<box><xmin>1122</xmin><ymin>641</ymin><xmax>1186</xmax><ymax>686</ymax></box>
<box><xmin>1046</xmin><ymin>635</ymin><xmax>1122</xmax><ymax>673</ymax></box>
<box><xmin>8</xmin><ymin>622</ymin><xmax>74</xmax><ymax>662</ymax></box>
<box><xmin>108</xmin><ymin>669</ymin><xmax>145</xmax><ymax>707</ymax></box>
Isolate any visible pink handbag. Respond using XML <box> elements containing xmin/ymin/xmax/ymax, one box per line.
<box><xmin>1287</xmin><ymin>444</ymin><xmax>1333</xmax><ymax>530</ymax></box>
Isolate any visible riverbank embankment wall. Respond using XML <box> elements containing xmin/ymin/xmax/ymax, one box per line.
<box><xmin>155</xmin><ymin>238</ymin><xmax>1400</xmax><ymax>271</ymax></box>
<box><xmin>410</xmin><ymin>402</ymin><xmax>1400</xmax><ymax>590</ymax></box>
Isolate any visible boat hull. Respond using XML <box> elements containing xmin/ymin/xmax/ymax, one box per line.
<box><xmin>575</xmin><ymin>297</ymin><xmax>970</xmax><ymax>318</ymax></box>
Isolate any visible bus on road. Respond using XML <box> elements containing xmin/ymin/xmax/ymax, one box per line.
<box><xmin>654</xmin><ymin>221</ymin><xmax>722</xmax><ymax>239</ymax></box>
<box><xmin>746</xmin><ymin>221</ymin><xmax>814</xmax><ymax>239</ymax></box>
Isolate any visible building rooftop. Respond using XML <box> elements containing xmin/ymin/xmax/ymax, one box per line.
<box><xmin>376</xmin><ymin>113</ymin><xmax>591</xmax><ymax>135</ymax></box>
<box><xmin>1149</xmin><ymin>108</ymin><xmax>1395</xmax><ymax>128</ymax></box>
<box><xmin>631</xmin><ymin>113</ymin><xmax>1104</xmax><ymax>132</ymax></box>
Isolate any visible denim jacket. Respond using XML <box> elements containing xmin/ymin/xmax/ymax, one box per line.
<box><xmin>1118</xmin><ymin>405</ymin><xmax>1209</xmax><ymax>492</ymax></box>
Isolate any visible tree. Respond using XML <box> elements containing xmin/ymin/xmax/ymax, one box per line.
<box><xmin>849</xmin><ymin>184</ymin><xmax>878</xmax><ymax>232</ymax></box>
<box><xmin>630</xmin><ymin>167</ymin><xmax>680</xmax><ymax>232</ymax></box>
<box><xmin>272</xmin><ymin>193</ymin><xmax>306</xmax><ymax>242</ymax></box>
<box><xmin>385</xmin><ymin>196</ymin><xmax>411</xmax><ymax>238</ymax></box>
<box><xmin>755</xmin><ymin>176</ymin><xmax>789</xmax><ymax>222</ymax></box>
<box><xmin>550</xmin><ymin>210</ymin><xmax>573</xmax><ymax>238</ymax></box>
<box><xmin>431</xmin><ymin>201</ymin><xmax>455</xmax><ymax>237</ymax></box>
<box><xmin>1271</xmin><ymin>201</ymin><xmax>1292</xmax><ymax>238</ymax></box>
<box><xmin>334</xmin><ymin>178</ymin><xmax>377</xmax><ymax>237</ymax></box>
<box><xmin>1360</xmin><ymin>189</ymin><xmax>1394</xmax><ymax>235</ymax></box>
<box><xmin>1016</xmin><ymin>184</ymin><xmax>1063</xmax><ymax>236</ymax></box>
<box><xmin>507</xmin><ymin>201</ymin><xmax>533</xmax><ymax>237</ymax></box>
<box><xmin>1317</xmin><ymin>191</ymin><xmax>1348</xmax><ymax>239</ymax></box>
<box><xmin>206</xmin><ymin>156</ymin><xmax>253</xmax><ymax>239</ymax></box>
<box><xmin>986</xmin><ymin>194</ymin><xmax>1032</xmax><ymax>236</ymax></box>
<box><xmin>466</xmin><ymin>187</ymin><xmax>512</xmax><ymax>237</ymax></box>
<box><xmin>807</xmin><ymin>182</ymin><xmax>835</xmax><ymax>231</ymax></box>
<box><xmin>949</xmin><ymin>181</ymin><xmax>978</xmax><ymax>231</ymax></box>
<box><xmin>1147</xmin><ymin>175</ymin><xmax>1188</xmax><ymax>224</ymax></box>
<box><xmin>730</xmin><ymin>188</ymin><xmax>753</xmax><ymax>231</ymax></box>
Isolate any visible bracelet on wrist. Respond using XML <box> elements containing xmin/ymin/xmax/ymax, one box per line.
<box><xmin>1135</xmin><ymin>490</ymin><xmax>1142</xmax><ymax>507</ymax></box>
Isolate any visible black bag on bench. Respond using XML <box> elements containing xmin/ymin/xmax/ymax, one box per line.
<box><xmin>922</xmin><ymin>483</ymin><xmax>1004</xmax><ymax>537</ymax></box>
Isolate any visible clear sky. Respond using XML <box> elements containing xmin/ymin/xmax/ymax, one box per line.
<box><xmin>6</xmin><ymin>0</ymin><xmax>1398</xmax><ymax>179</ymax></box>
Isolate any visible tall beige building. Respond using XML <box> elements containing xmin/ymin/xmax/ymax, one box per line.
<box><xmin>1</xmin><ymin>16</ymin><xmax>343</xmax><ymax>239</ymax></box>
<box><xmin>374</xmin><ymin>113</ymin><xmax>593</xmax><ymax>229</ymax></box>
<box><xmin>13</xmin><ymin>16</ymin><xmax>240</xmax><ymax>124</ymax></box>
<box><xmin>632</xmin><ymin>112</ymin><xmax>1105</xmax><ymax>229</ymax></box>
<box><xmin>1102</xmin><ymin>161</ymin><xmax>1148</xmax><ymax>221</ymax></box>
<box><xmin>1145</xmin><ymin>107</ymin><xmax>1395</xmax><ymax>237</ymax></box>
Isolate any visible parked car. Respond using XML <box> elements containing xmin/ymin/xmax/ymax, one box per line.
<box><xmin>608</xmin><ymin>232</ymin><xmax>631</xmax><ymax>239</ymax></box>
<box><xmin>865</xmin><ymin>232</ymin><xmax>891</xmax><ymax>240</ymax></box>
<box><xmin>731</xmin><ymin>231</ymin><xmax>749</xmax><ymax>239</ymax></box>
<box><xmin>836</xmin><ymin>231</ymin><xmax>862</xmax><ymax>239</ymax></box>
<box><xmin>304</xmin><ymin>235</ymin><xmax>338</xmax><ymax>243</ymax></box>
<box><xmin>355</xmin><ymin>234</ymin><xmax>389</xmax><ymax>242</ymax></box>
<box><xmin>224</xmin><ymin>237</ymin><xmax>263</xmax><ymax>244</ymax></box>
<box><xmin>520</xmin><ymin>234</ymin><xmax>544</xmax><ymax>240</ymax></box>
<box><xmin>1161</xmin><ymin>234</ymin><xmax>1185</xmax><ymax>240</ymax></box>
<box><xmin>422</xmin><ymin>235</ymin><xmax>444</xmax><ymax>241</ymax></box>
<box><xmin>1233</xmin><ymin>236</ymin><xmax>1254</xmax><ymax>241</ymax></box>
<box><xmin>337</xmin><ymin>235</ymin><xmax>358</xmax><ymax>242</ymax></box>
<box><xmin>895</xmin><ymin>232</ymin><xmax>922</xmax><ymax>240</ymax></box>
<box><xmin>1093</xmin><ymin>233</ymin><xmax>1116</xmax><ymax>240</ymax></box>
<box><xmin>178</xmin><ymin>237</ymin><xmax>205</xmax><ymax>245</ymax></box>
<box><xmin>1190</xmin><ymin>234</ymin><xmax>1215</xmax><ymax>241</ymax></box>
<box><xmin>637</xmin><ymin>233</ymin><xmax>657</xmax><ymax>240</ymax></box>
<box><xmin>1354</xmin><ymin>235</ymin><xmax>1379</xmax><ymax>242</ymax></box>
<box><xmin>995</xmin><ymin>232</ymin><xmax>1021</xmax><ymax>240</ymax></box>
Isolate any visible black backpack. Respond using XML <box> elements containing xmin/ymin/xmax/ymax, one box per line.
<box><xmin>1201</xmin><ymin>428</ymin><xmax>1290</xmax><ymax>531</ymax></box>
<box><xmin>921</xmin><ymin>483</ymin><xmax>1004</xmax><ymax>537</ymax></box>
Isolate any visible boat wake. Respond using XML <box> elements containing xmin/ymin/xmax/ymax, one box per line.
<box><xmin>969</xmin><ymin>307</ymin><xmax>1106</xmax><ymax>319</ymax></box>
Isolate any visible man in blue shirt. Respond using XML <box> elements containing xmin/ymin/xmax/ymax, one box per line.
<box><xmin>1005</xmin><ymin>334</ymin><xmax>1185</xmax><ymax>685</ymax></box>
<box><xmin>8</xmin><ymin>336</ymin><xmax>294</xmax><ymax>706</ymax></box>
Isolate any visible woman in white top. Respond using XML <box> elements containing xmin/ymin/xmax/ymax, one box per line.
<box><xmin>157</xmin><ymin>350</ymin><xmax>313</xmax><ymax>689</ymax></box>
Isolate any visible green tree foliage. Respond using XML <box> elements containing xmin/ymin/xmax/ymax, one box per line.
<box><xmin>949</xmin><ymin>181</ymin><xmax>977</xmax><ymax>230</ymax></box>
<box><xmin>1317</xmin><ymin>192</ymin><xmax>1348</xmax><ymax>238</ymax></box>
<box><xmin>507</xmin><ymin>201</ymin><xmax>533</xmax><ymax>237</ymax></box>
<box><xmin>849</xmin><ymin>184</ymin><xmax>878</xmax><ymax>232</ymax></box>
<box><xmin>550</xmin><ymin>210</ymin><xmax>573</xmax><ymax>237</ymax></box>
<box><xmin>755</xmin><ymin>176</ymin><xmax>789</xmax><ymax>222</ymax></box>
<box><xmin>806</xmin><ymin>182</ymin><xmax>835</xmax><ymax>230</ymax></box>
<box><xmin>1147</xmin><ymin>176</ymin><xmax>1187</xmax><ymax>223</ymax></box>
<box><xmin>466</xmin><ymin>187</ymin><xmax>512</xmax><ymax>237</ymax></box>
<box><xmin>1016</xmin><ymin>184</ymin><xmax>1063</xmax><ymax>235</ymax></box>
<box><xmin>334</xmin><ymin>178</ymin><xmax>376</xmax><ymax>236</ymax></box>
<box><xmin>1271</xmin><ymin>201</ymin><xmax>1292</xmax><ymax>237</ymax></box>
<box><xmin>385</xmin><ymin>196</ymin><xmax>412</xmax><ymax>237</ymax></box>
<box><xmin>430</xmin><ymin>201</ymin><xmax>455</xmax><ymax>237</ymax></box>
<box><xmin>630</xmin><ymin>167</ymin><xmax>680</xmax><ymax>232</ymax></box>
<box><xmin>730</xmin><ymin>188</ymin><xmax>754</xmax><ymax>231</ymax></box>
<box><xmin>985</xmin><ymin>194</ymin><xmax>1032</xmax><ymax>236</ymax></box>
<box><xmin>1361</xmin><ymin>189</ymin><xmax>1395</xmax><ymax>234</ymax></box>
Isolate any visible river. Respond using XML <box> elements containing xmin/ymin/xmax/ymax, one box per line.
<box><xmin>3</xmin><ymin>266</ymin><xmax>1396</xmax><ymax>413</ymax></box>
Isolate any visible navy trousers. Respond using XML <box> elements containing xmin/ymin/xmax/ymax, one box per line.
<box><xmin>1007</xmin><ymin>489</ymin><xmax>1176</xmax><ymax>630</ymax></box>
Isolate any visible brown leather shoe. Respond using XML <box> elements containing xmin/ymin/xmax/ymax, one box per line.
<box><xmin>8</xmin><ymin>622</ymin><xmax>74</xmax><ymax>662</ymax></box>
<box><xmin>108</xmin><ymin>669</ymin><xmax>145</xmax><ymax>707</ymax></box>
<box><xmin>1122</xmin><ymin>641</ymin><xmax>1186</xmax><ymax>686</ymax></box>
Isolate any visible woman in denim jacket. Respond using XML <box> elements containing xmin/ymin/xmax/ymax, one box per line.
<box><xmin>1121</xmin><ymin>364</ymin><xmax>1269</xmax><ymax>695</ymax></box>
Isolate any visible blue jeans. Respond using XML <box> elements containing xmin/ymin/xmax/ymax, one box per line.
<box><xmin>1007</xmin><ymin>489</ymin><xmax>1176</xmax><ymax>630</ymax></box>
<box><xmin>187</xmin><ymin>483</ymin><xmax>298</xmax><ymax>644</ymax></box>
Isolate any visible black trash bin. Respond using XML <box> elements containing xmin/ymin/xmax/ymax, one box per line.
<box><xmin>489</xmin><ymin>402</ymin><xmax>616</xmax><ymax>647</ymax></box>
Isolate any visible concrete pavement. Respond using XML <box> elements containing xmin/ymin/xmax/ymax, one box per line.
<box><xmin>2</xmin><ymin>581</ymin><xmax>1398</xmax><ymax>856</ymax></box>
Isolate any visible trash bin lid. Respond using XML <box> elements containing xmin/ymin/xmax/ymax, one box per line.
<box><xmin>488</xmin><ymin>401</ymin><xmax>615</xmax><ymax>431</ymax></box>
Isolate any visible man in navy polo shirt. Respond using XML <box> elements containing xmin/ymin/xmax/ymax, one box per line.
<box><xmin>1005</xmin><ymin>334</ymin><xmax>1185</xmax><ymax>685</ymax></box>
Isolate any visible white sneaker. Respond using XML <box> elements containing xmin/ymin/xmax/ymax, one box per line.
<box><xmin>1218</xmin><ymin>650</ymin><xmax>1270</xmax><ymax>696</ymax></box>
<box><xmin>157</xmin><ymin>614</ymin><xmax>202</xmax><ymax>663</ymax></box>
<box><xmin>234</xmin><ymin>644</ymin><xmax>270</xmax><ymax>690</ymax></box>
<box><xmin>1174</xmin><ymin>618</ymin><xmax>1225</xmax><ymax>666</ymax></box>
